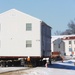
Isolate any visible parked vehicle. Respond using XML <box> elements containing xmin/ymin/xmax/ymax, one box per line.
<box><xmin>51</xmin><ymin>52</ymin><xmax>63</xmax><ymax>62</ymax></box>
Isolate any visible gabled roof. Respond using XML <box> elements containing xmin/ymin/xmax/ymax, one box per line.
<box><xmin>0</xmin><ymin>9</ymin><xmax>51</xmax><ymax>28</ymax></box>
<box><xmin>52</xmin><ymin>34</ymin><xmax>75</xmax><ymax>41</ymax></box>
<box><xmin>0</xmin><ymin>9</ymin><xmax>41</xmax><ymax>21</ymax></box>
<box><xmin>62</xmin><ymin>36</ymin><xmax>75</xmax><ymax>40</ymax></box>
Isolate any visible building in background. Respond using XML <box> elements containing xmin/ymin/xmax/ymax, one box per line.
<box><xmin>51</xmin><ymin>35</ymin><xmax>75</xmax><ymax>56</ymax></box>
<box><xmin>53</xmin><ymin>38</ymin><xmax>65</xmax><ymax>56</ymax></box>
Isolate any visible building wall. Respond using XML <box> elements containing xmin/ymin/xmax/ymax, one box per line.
<box><xmin>53</xmin><ymin>38</ymin><xmax>65</xmax><ymax>56</ymax></box>
<box><xmin>51</xmin><ymin>36</ymin><xmax>63</xmax><ymax>52</ymax></box>
<box><xmin>52</xmin><ymin>35</ymin><xmax>75</xmax><ymax>56</ymax></box>
<box><xmin>0</xmin><ymin>9</ymin><xmax>42</xmax><ymax>57</ymax></box>
<box><xmin>41</xmin><ymin>22</ymin><xmax>51</xmax><ymax>57</ymax></box>
<box><xmin>64</xmin><ymin>40</ymin><xmax>75</xmax><ymax>56</ymax></box>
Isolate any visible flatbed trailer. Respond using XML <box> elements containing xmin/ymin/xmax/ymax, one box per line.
<box><xmin>0</xmin><ymin>56</ymin><xmax>51</xmax><ymax>67</ymax></box>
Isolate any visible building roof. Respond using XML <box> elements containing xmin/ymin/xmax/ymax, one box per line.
<box><xmin>52</xmin><ymin>35</ymin><xmax>75</xmax><ymax>41</ymax></box>
<box><xmin>62</xmin><ymin>36</ymin><xmax>75</xmax><ymax>40</ymax></box>
<box><xmin>0</xmin><ymin>9</ymin><xmax>41</xmax><ymax>21</ymax></box>
<box><xmin>0</xmin><ymin>9</ymin><xmax>51</xmax><ymax>28</ymax></box>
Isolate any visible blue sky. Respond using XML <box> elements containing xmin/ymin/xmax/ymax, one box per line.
<box><xmin>0</xmin><ymin>0</ymin><xmax>75</xmax><ymax>35</ymax></box>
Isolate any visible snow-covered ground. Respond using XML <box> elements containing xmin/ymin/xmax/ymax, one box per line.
<box><xmin>0</xmin><ymin>59</ymin><xmax>75</xmax><ymax>75</ymax></box>
<box><xmin>0</xmin><ymin>67</ymin><xmax>28</xmax><ymax>73</ymax></box>
<box><xmin>24</xmin><ymin>59</ymin><xmax>75</xmax><ymax>75</ymax></box>
<box><xmin>1</xmin><ymin>67</ymin><xmax>75</xmax><ymax>75</ymax></box>
<box><xmin>54</xmin><ymin>59</ymin><xmax>75</xmax><ymax>66</ymax></box>
<box><xmin>22</xmin><ymin>67</ymin><xmax>75</xmax><ymax>75</ymax></box>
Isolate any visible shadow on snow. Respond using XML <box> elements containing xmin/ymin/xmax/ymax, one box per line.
<box><xmin>48</xmin><ymin>62</ymin><xmax>75</xmax><ymax>70</ymax></box>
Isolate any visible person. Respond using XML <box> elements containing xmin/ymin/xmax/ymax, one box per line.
<box><xmin>45</xmin><ymin>62</ymin><xmax>48</xmax><ymax>68</ymax></box>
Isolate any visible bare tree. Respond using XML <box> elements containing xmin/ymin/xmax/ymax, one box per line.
<box><xmin>68</xmin><ymin>21</ymin><xmax>75</xmax><ymax>34</ymax></box>
<box><xmin>61</xmin><ymin>29</ymin><xmax>72</xmax><ymax>35</ymax></box>
<box><xmin>54</xmin><ymin>30</ymin><xmax>62</xmax><ymax>35</ymax></box>
<box><xmin>54</xmin><ymin>19</ymin><xmax>75</xmax><ymax>35</ymax></box>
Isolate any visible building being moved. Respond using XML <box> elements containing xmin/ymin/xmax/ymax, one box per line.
<box><xmin>0</xmin><ymin>9</ymin><xmax>51</xmax><ymax>66</ymax></box>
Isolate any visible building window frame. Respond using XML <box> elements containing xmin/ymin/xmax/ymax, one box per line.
<box><xmin>58</xmin><ymin>44</ymin><xmax>60</xmax><ymax>48</ymax></box>
<box><xmin>26</xmin><ymin>40</ymin><xmax>32</xmax><ymax>47</ymax></box>
<box><xmin>26</xmin><ymin>23</ymin><xmax>32</xmax><ymax>31</ymax></box>
<box><xmin>69</xmin><ymin>41</ymin><xmax>71</xmax><ymax>44</ymax></box>
<box><xmin>74</xmin><ymin>48</ymin><xmax>75</xmax><ymax>51</ymax></box>
<box><xmin>69</xmin><ymin>48</ymin><xmax>72</xmax><ymax>52</ymax></box>
<box><xmin>74</xmin><ymin>41</ymin><xmax>75</xmax><ymax>44</ymax></box>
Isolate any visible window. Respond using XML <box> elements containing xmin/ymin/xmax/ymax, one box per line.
<box><xmin>74</xmin><ymin>41</ymin><xmax>75</xmax><ymax>44</ymax></box>
<box><xmin>69</xmin><ymin>48</ymin><xmax>72</xmax><ymax>52</ymax></box>
<box><xmin>26</xmin><ymin>40</ymin><xmax>32</xmax><ymax>47</ymax></box>
<box><xmin>74</xmin><ymin>48</ymin><xmax>75</xmax><ymax>51</ymax></box>
<box><xmin>26</xmin><ymin>23</ymin><xmax>32</xmax><ymax>31</ymax></box>
<box><xmin>58</xmin><ymin>44</ymin><xmax>60</xmax><ymax>48</ymax></box>
<box><xmin>69</xmin><ymin>41</ymin><xmax>71</xmax><ymax>44</ymax></box>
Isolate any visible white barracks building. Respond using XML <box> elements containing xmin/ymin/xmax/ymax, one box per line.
<box><xmin>52</xmin><ymin>35</ymin><xmax>75</xmax><ymax>56</ymax></box>
<box><xmin>0</xmin><ymin>9</ymin><xmax>51</xmax><ymax>58</ymax></box>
